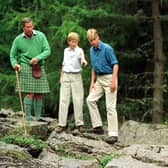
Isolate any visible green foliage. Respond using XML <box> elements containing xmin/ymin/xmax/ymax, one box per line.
<box><xmin>55</xmin><ymin>20</ymin><xmax>87</xmax><ymax>47</ymax></box>
<box><xmin>57</xmin><ymin>145</ymin><xmax>65</xmax><ymax>152</ymax></box>
<box><xmin>0</xmin><ymin>0</ymin><xmax>168</xmax><ymax>124</ymax></box>
<box><xmin>99</xmin><ymin>155</ymin><xmax>112</xmax><ymax>168</ymax></box>
<box><xmin>98</xmin><ymin>154</ymin><xmax>121</xmax><ymax>168</ymax></box>
<box><xmin>0</xmin><ymin>134</ymin><xmax>47</xmax><ymax>150</ymax></box>
<box><xmin>0</xmin><ymin>73</ymin><xmax>20</xmax><ymax>111</ymax></box>
<box><xmin>43</xmin><ymin>71</ymin><xmax>60</xmax><ymax>117</ymax></box>
<box><xmin>118</xmin><ymin>98</ymin><xmax>153</xmax><ymax>122</ymax></box>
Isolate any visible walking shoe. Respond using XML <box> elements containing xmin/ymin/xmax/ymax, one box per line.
<box><xmin>104</xmin><ymin>136</ymin><xmax>118</xmax><ymax>144</ymax></box>
<box><xmin>56</xmin><ymin>126</ymin><xmax>66</xmax><ymax>133</ymax></box>
<box><xmin>87</xmin><ymin>127</ymin><xmax>104</xmax><ymax>134</ymax></box>
<box><xmin>77</xmin><ymin>125</ymin><xmax>85</xmax><ymax>133</ymax></box>
<box><xmin>72</xmin><ymin>125</ymin><xmax>85</xmax><ymax>135</ymax></box>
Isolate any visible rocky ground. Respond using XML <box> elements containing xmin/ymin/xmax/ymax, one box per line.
<box><xmin>0</xmin><ymin>108</ymin><xmax>168</xmax><ymax>168</ymax></box>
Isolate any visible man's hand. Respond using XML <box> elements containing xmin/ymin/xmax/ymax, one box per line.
<box><xmin>14</xmin><ymin>64</ymin><xmax>20</xmax><ymax>71</ymax></box>
<box><xmin>30</xmin><ymin>58</ymin><xmax>38</xmax><ymax>65</ymax></box>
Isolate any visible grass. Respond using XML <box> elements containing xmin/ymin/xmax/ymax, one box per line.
<box><xmin>98</xmin><ymin>154</ymin><xmax>121</xmax><ymax>168</ymax></box>
<box><xmin>0</xmin><ymin>134</ymin><xmax>47</xmax><ymax>150</ymax></box>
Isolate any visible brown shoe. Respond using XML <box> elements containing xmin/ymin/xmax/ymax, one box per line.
<box><xmin>87</xmin><ymin>127</ymin><xmax>104</xmax><ymax>134</ymax></box>
<box><xmin>77</xmin><ymin>125</ymin><xmax>85</xmax><ymax>133</ymax></box>
<box><xmin>56</xmin><ymin>126</ymin><xmax>66</xmax><ymax>133</ymax></box>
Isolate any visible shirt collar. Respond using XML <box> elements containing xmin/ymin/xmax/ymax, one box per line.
<box><xmin>68</xmin><ymin>46</ymin><xmax>79</xmax><ymax>51</ymax></box>
<box><xmin>22</xmin><ymin>30</ymin><xmax>36</xmax><ymax>38</ymax></box>
<box><xmin>93</xmin><ymin>40</ymin><xmax>102</xmax><ymax>51</ymax></box>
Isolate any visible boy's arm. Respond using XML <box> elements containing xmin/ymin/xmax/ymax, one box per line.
<box><xmin>60</xmin><ymin>66</ymin><xmax>64</xmax><ymax>83</ymax></box>
<box><xmin>110</xmin><ymin>64</ymin><xmax>119</xmax><ymax>92</ymax></box>
<box><xmin>89</xmin><ymin>68</ymin><xmax>96</xmax><ymax>93</ymax></box>
<box><xmin>80</xmin><ymin>50</ymin><xmax>88</xmax><ymax>67</ymax></box>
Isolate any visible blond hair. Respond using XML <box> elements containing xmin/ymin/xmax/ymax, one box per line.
<box><xmin>87</xmin><ymin>28</ymin><xmax>99</xmax><ymax>40</ymax></box>
<box><xmin>67</xmin><ymin>32</ymin><xmax>79</xmax><ymax>41</ymax></box>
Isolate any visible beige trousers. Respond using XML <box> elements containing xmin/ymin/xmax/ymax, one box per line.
<box><xmin>86</xmin><ymin>74</ymin><xmax>118</xmax><ymax>137</ymax></box>
<box><xmin>58</xmin><ymin>72</ymin><xmax>84</xmax><ymax>127</ymax></box>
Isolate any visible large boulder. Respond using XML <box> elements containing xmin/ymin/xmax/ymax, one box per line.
<box><xmin>119</xmin><ymin>120</ymin><xmax>168</xmax><ymax>145</ymax></box>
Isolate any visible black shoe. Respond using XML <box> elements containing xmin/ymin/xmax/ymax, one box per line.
<box><xmin>87</xmin><ymin>127</ymin><xmax>104</xmax><ymax>134</ymax></box>
<box><xmin>105</xmin><ymin>136</ymin><xmax>118</xmax><ymax>144</ymax></box>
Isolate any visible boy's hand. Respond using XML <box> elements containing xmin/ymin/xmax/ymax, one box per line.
<box><xmin>89</xmin><ymin>83</ymin><xmax>95</xmax><ymax>93</ymax></box>
<box><xmin>81</xmin><ymin>59</ymin><xmax>88</xmax><ymax>67</ymax></box>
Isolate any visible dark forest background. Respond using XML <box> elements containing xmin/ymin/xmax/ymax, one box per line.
<box><xmin>1</xmin><ymin>0</ymin><xmax>168</xmax><ymax>126</ymax></box>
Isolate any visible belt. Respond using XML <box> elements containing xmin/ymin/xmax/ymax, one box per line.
<box><xmin>23</xmin><ymin>56</ymin><xmax>43</xmax><ymax>66</ymax></box>
<box><xmin>64</xmin><ymin>71</ymin><xmax>80</xmax><ymax>74</ymax></box>
<box><xmin>96</xmin><ymin>72</ymin><xmax>111</xmax><ymax>76</ymax></box>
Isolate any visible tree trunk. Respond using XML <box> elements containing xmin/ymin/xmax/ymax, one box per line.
<box><xmin>152</xmin><ymin>0</ymin><xmax>164</xmax><ymax>123</ymax></box>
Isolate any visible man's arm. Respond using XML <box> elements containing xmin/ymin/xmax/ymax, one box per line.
<box><xmin>10</xmin><ymin>39</ymin><xmax>21</xmax><ymax>71</ymax></box>
<box><xmin>35</xmin><ymin>32</ymin><xmax>51</xmax><ymax>61</ymax></box>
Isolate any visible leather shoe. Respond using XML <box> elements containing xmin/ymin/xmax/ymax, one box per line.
<box><xmin>56</xmin><ymin>126</ymin><xmax>66</xmax><ymax>133</ymax></box>
<box><xmin>87</xmin><ymin>127</ymin><xmax>104</xmax><ymax>134</ymax></box>
<box><xmin>77</xmin><ymin>125</ymin><xmax>85</xmax><ymax>133</ymax></box>
<box><xmin>105</xmin><ymin>136</ymin><xmax>118</xmax><ymax>144</ymax></box>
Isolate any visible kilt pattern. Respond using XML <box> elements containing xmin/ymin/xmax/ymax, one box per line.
<box><xmin>16</xmin><ymin>63</ymin><xmax>50</xmax><ymax>93</ymax></box>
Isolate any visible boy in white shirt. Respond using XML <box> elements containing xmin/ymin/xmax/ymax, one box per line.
<box><xmin>56</xmin><ymin>32</ymin><xmax>87</xmax><ymax>133</ymax></box>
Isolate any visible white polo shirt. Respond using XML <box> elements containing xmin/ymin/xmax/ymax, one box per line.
<box><xmin>63</xmin><ymin>46</ymin><xmax>84</xmax><ymax>73</ymax></box>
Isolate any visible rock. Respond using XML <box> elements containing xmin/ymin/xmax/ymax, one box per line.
<box><xmin>0</xmin><ymin>108</ymin><xmax>57</xmax><ymax>139</ymax></box>
<box><xmin>0</xmin><ymin>141</ymin><xmax>56</xmax><ymax>168</ymax></box>
<box><xmin>39</xmin><ymin>131</ymin><xmax>116</xmax><ymax>168</ymax></box>
<box><xmin>118</xmin><ymin>144</ymin><xmax>168</xmax><ymax>166</ymax></box>
<box><xmin>119</xmin><ymin>120</ymin><xmax>168</xmax><ymax>145</ymax></box>
<box><xmin>106</xmin><ymin>144</ymin><xmax>168</xmax><ymax>168</ymax></box>
<box><xmin>40</xmin><ymin>150</ymin><xmax>99</xmax><ymax>168</ymax></box>
<box><xmin>1</xmin><ymin>109</ymin><xmax>168</xmax><ymax>168</ymax></box>
<box><xmin>105</xmin><ymin>155</ymin><xmax>164</xmax><ymax>168</ymax></box>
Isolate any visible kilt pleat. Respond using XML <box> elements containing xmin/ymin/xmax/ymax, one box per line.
<box><xmin>16</xmin><ymin>63</ymin><xmax>50</xmax><ymax>93</ymax></box>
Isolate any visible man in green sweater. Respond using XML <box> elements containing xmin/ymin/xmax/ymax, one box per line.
<box><xmin>10</xmin><ymin>17</ymin><xmax>51</xmax><ymax>121</ymax></box>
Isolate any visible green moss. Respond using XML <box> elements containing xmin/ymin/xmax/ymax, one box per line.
<box><xmin>8</xmin><ymin>149</ymin><xmax>30</xmax><ymax>160</ymax></box>
<box><xmin>0</xmin><ymin>149</ymin><xmax>29</xmax><ymax>160</ymax></box>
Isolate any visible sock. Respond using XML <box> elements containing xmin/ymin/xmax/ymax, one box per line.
<box><xmin>24</xmin><ymin>96</ymin><xmax>33</xmax><ymax>121</ymax></box>
<box><xmin>33</xmin><ymin>98</ymin><xmax>43</xmax><ymax>121</ymax></box>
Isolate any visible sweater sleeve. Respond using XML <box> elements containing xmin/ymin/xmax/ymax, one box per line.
<box><xmin>35</xmin><ymin>32</ymin><xmax>51</xmax><ymax>61</ymax></box>
<box><xmin>10</xmin><ymin>38</ymin><xmax>19</xmax><ymax>68</ymax></box>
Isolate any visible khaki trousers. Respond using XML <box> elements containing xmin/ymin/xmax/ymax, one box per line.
<box><xmin>58</xmin><ymin>73</ymin><xmax>84</xmax><ymax>126</ymax></box>
<box><xmin>86</xmin><ymin>74</ymin><xmax>118</xmax><ymax>137</ymax></box>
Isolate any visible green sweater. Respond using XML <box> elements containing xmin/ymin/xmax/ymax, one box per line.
<box><xmin>10</xmin><ymin>30</ymin><xmax>51</xmax><ymax>67</ymax></box>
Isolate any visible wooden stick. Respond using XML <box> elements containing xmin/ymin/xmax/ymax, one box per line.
<box><xmin>15</xmin><ymin>70</ymin><xmax>27</xmax><ymax>135</ymax></box>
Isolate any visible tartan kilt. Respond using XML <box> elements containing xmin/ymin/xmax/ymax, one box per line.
<box><xmin>16</xmin><ymin>63</ymin><xmax>50</xmax><ymax>93</ymax></box>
